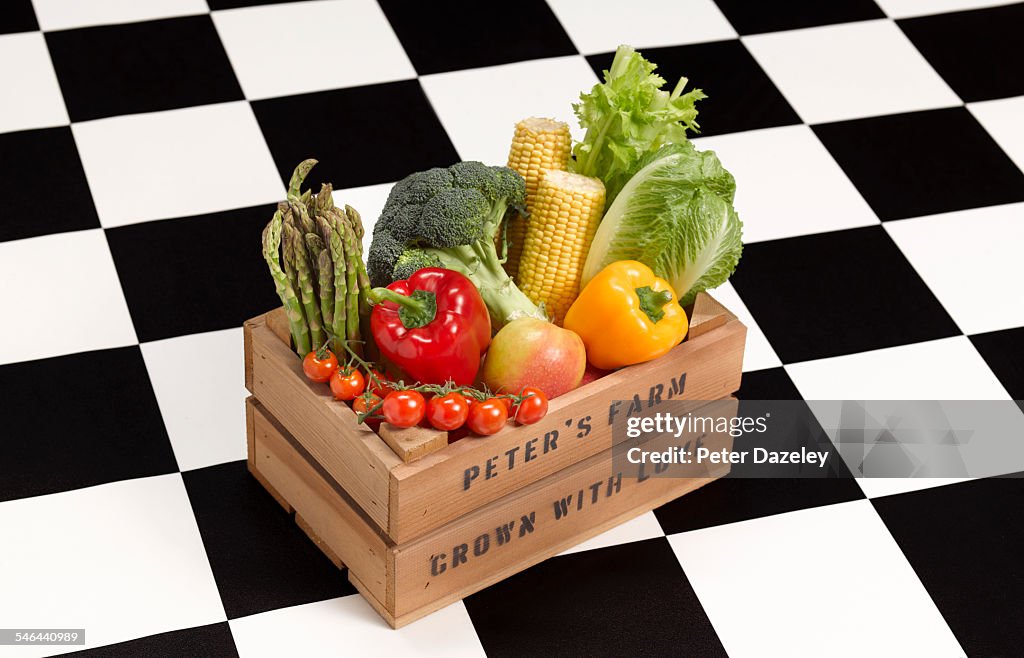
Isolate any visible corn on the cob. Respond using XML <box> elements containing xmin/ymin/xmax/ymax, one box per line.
<box><xmin>505</xmin><ymin>117</ymin><xmax>571</xmax><ymax>278</ymax></box>
<box><xmin>517</xmin><ymin>170</ymin><xmax>605</xmax><ymax>325</ymax></box>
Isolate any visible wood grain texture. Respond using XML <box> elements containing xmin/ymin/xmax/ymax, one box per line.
<box><xmin>377</xmin><ymin>423</ymin><xmax>449</xmax><ymax>463</ymax></box>
<box><xmin>246</xmin><ymin>394</ymin><xmax>736</xmax><ymax>627</ymax></box>
<box><xmin>248</xmin><ymin>316</ymin><xmax>400</xmax><ymax>531</ymax></box>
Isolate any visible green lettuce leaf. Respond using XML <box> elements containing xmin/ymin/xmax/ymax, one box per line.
<box><xmin>570</xmin><ymin>45</ymin><xmax>705</xmax><ymax>204</ymax></box>
<box><xmin>581</xmin><ymin>142</ymin><xmax>743</xmax><ymax>306</ymax></box>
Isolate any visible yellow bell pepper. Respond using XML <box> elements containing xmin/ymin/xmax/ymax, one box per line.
<box><xmin>563</xmin><ymin>260</ymin><xmax>688</xmax><ymax>370</ymax></box>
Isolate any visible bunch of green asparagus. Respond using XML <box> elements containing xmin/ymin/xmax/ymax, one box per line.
<box><xmin>262</xmin><ymin>159</ymin><xmax>371</xmax><ymax>357</ymax></box>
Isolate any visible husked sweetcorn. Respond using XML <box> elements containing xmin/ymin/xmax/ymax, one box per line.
<box><xmin>517</xmin><ymin>170</ymin><xmax>605</xmax><ymax>325</ymax></box>
<box><xmin>505</xmin><ymin>117</ymin><xmax>571</xmax><ymax>278</ymax></box>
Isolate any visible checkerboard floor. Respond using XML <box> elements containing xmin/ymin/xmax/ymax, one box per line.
<box><xmin>2</xmin><ymin>1</ymin><xmax>1022</xmax><ymax>655</ymax></box>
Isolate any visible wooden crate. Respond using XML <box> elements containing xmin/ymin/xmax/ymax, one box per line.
<box><xmin>243</xmin><ymin>293</ymin><xmax>746</xmax><ymax>544</ymax></box>
<box><xmin>243</xmin><ymin>292</ymin><xmax>745</xmax><ymax>626</ymax></box>
<box><xmin>247</xmin><ymin>395</ymin><xmax>737</xmax><ymax>628</ymax></box>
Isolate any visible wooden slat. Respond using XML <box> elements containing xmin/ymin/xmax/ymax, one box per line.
<box><xmin>248</xmin><ymin>398</ymin><xmax>389</xmax><ymax>602</ymax></box>
<box><xmin>688</xmin><ymin>292</ymin><xmax>731</xmax><ymax>340</ymax></box>
<box><xmin>386</xmin><ymin>316</ymin><xmax>746</xmax><ymax>542</ymax></box>
<box><xmin>249</xmin><ymin>316</ymin><xmax>401</xmax><ymax>531</ymax></box>
<box><xmin>389</xmin><ymin>398</ymin><xmax>738</xmax><ymax>619</ymax></box>
<box><xmin>378</xmin><ymin>423</ymin><xmax>449</xmax><ymax>463</ymax></box>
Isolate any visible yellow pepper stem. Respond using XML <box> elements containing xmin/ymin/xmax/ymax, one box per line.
<box><xmin>635</xmin><ymin>286</ymin><xmax>673</xmax><ymax>324</ymax></box>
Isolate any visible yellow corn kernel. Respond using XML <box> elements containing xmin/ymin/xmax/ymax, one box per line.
<box><xmin>517</xmin><ymin>170</ymin><xmax>606</xmax><ymax>325</ymax></box>
<box><xmin>505</xmin><ymin>117</ymin><xmax>571</xmax><ymax>278</ymax></box>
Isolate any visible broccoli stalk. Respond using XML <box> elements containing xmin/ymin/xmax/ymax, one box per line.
<box><xmin>367</xmin><ymin>162</ymin><xmax>546</xmax><ymax>328</ymax></box>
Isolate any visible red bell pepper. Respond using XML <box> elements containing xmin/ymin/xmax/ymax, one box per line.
<box><xmin>368</xmin><ymin>268</ymin><xmax>491</xmax><ymax>386</ymax></box>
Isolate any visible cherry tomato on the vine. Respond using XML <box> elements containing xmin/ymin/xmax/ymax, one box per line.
<box><xmin>353</xmin><ymin>393</ymin><xmax>382</xmax><ymax>429</ymax></box>
<box><xmin>368</xmin><ymin>369</ymin><xmax>395</xmax><ymax>398</ymax></box>
<box><xmin>382</xmin><ymin>390</ymin><xmax>426</xmax><ymax>428</ymax></box>
<box><xmin>513</xmin><ymin>387</ymin><xmax>549</xmax><ymax>425</ymax></box>
<box><xmin>426</xmin><ymin>392</ymin><xmax>470</xmax><ymax>431</ymax></box>
<box><xmin>330</xmin><ymin>368</ymin><xmax>366</xmax><ymax>401</ymax></box>
<box><xmin>467</xmin><ymin>398</ymin><xmax>508</xmax><ymax>436</ymax></box>
<box><xmin>302</xmin><ymin>349</ymin><xmax>338</xmax><ymax>383</ymax></box>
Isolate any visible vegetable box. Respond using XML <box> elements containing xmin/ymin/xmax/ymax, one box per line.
<box><xmin>242</xmin><ymin>293</ymin><xmax>746</xmax><ymax>627</ymax></box>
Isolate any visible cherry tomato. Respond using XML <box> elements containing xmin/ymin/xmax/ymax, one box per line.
<box><xmin>382</xmin><ymin>390</ymin><xmax>426</xmax><ymax>428</ymax></box>
<box><xmin>513</xmin><ymin>387</ymin><xmax>549</xmax><ymax>425</ymax></box>
<box><xmin>302</xmin><ymin>349</ymin><xmax>338</xmax><ymax>383</ymax></box>
<box><xmin>426</xmin><ymin>392</ymin><xmax>470</xmax><ymax>431</ymax></box>
<box><xmin>368</xmin><ymin>369</ymin><xmax>395</xmax><ymax>398</ymax></box>
<box><xmin>467</xmin><ymin>398</ymin><xmax>508</xmax><ymax>436</ymax></box>
<box><xmin>330</xmin><ymin>368</ymin><xmax>366</xmax><ymax>401</ymax></box>
<box><xmin>352</xmin><ymin>393</ymin><xmax>382</xmax><ymax>429</ymax></box>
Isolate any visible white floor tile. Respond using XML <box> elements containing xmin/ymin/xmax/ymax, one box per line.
<box><xmin>669</xmin><ymin>500</ymin><xmax>964</xmax><ymax>657</ymax></box>
<box><xmin>707</xmin><ymin>281</ymin><xmax>783</xmax><ymax>372</ymax></box>
<box><xmin>31</xmin><ymin>0</ymin><xmax>208</xmax><ymax>31</ymax></box>
<box><xmin>0</xmin><ymin>32</ymin><xmax>68</xmax><ymax>134</ymax></box>
<box><xmin>72</xmin><ymin>102</ymin><xmax>284</xmax><ymax>228</ymax></box>
<box><xmin>558</xmin><ymin>511</ymin><xmax>664</xmax><ymax>556</ymax></box>
<box><xmin>744</xmin><ymin>20</ymin><xmax>960</xmax><ymax>124</ymax></box>
<box><xmin>885</xmin><ymin>203</ymin><xmax>1024</xmax><ymax>335</ymax></box>
<box><xmin>876</xmin><ymin>0</ymin><xmax>1017</xmax><ymax>18</ymax></box>
<box><xmin>420</xmin><ymin>56</ymin><xmax>598</xmax><ymax>166</ymax></box>
<box><xmin>213</xmin><ymin>0</ymin><xmax>415</xmax><ymax>101</ymax></box>
<box><xmin>0</xmin><ymin>230</ymin><xmax>137</xmax><ymax>366</ymax></box>
<box><xmin>547</xmin><ymin>0</ymin><xmax>736</xmax><ymax>54</ymax></box>
<box><xmin>969</xmin><ymin>96</ymin><xmax>1024</xmax><ymax>175</ymax></box>
<box><xmin>230</xmin><ymin>596</ymin><xmax>486</xmax><ymax>658</ymax></box>
<box><xmin>0</xmin><ymin>475</ymin><xmax>225</xmax><ymax>656</ymax></box>
<box><xmin>141</xmin><ymin>328</ymin><xmax>249</xmax><ymax>472</ymax></box>
<box><xmin>786</xmin><ymin>336</ymin><xmax>1010</xmax><ymax>401</ymax></box>
<box><xmin>693</xmin><ymin>125</ymin><xmax>880</xmax><ymax>243</ymax></box>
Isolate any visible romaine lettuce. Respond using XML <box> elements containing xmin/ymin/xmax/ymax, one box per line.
<box><xmin>581</xmin><ymin>142</ymin><xmax>743</xmax><ymax>306</ymax></box>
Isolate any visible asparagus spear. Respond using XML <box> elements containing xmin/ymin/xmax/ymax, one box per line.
<box><xmin>327</xmin><ymin>210</ymin><xmax>349</xmax><ymax>355</ymax></box>
<box><xmin>315</xmin><ymin>183</ymin><xmax>334</xmax><ymax>215</ymax></box>
<box><xmin>286</xmin><ymin>223</ymin><xmax>325</xmax><ymax>348</ymax></box>
<box><xmin>338</xmin><ymin>210</ymin><xmax>361</xmax><ymax>348</ymax></box>
<box><xmin>262</xmin><ymin>211</ymin><xmax>310</xmax><ymax>355</ymax></box>
<box><xmin>287</xmin><ymin>159</ymin><xmax>317</xmax><ymax>201</ymax></box>
<box><xmin>316</xmin><ymin>249</ymin><xmax>334</xmax><ymax>331</ymax></box>
<box><xmin>280</xmin><ymin>205</ymin><xmax>302</xmax><ymax>309</ymax></box>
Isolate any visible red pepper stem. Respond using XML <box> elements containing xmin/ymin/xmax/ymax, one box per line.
<box><xmin>368</xmin><ymin>287</ymin><xmax>438</xmax><ymax>329</ymax></box>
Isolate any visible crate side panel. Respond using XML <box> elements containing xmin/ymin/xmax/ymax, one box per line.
<box><xmin>391</xmin><ymin>405</ymin><xmax>737</xmax><ymax>617</ymax></box>
<box><xmin>250</xmin><ymin>321</ymin><xmax>399</xmax><ymax>530</ymax></box>
<box><xmin>388</xmin><ymin>318</ymin><xmax>745</xmax><ymax>542</ymax></box>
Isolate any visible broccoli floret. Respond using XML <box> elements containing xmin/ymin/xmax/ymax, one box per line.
<box><xmin>392</xmin><ymin>249</ymin><xmax>443</xmax><ymax>282</ymax></box>
<box><xmin>367</xmin><ymin>161</ymin><xmax>543</xmax><ymax>327</ymax></box>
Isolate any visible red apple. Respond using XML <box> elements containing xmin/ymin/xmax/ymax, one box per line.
<box><xmin>580</xmin><ymin>363</ymin><xmax>611</xmax><ymax>387</ymax></box>
<box><xmin>480</xmin><ymin>318</ymin><xmax>586</xmax><ymax>399</ymax></box>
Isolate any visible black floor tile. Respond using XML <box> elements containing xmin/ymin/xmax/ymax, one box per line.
<box><xmin>730</xmin><ymin>226</ymin><xmax>961</xmax><ymax>363</ymax></box>
<box><xmin>182</xmin><ymin>461</ymin><xmax>355</xmax><ymax>620</ymax></box>
<box><xmin>377</xmin><ymin>0</ymin><xmax>576</xmax><ymax>75</ymax></box>
<box><xmin>207</xmin><ymin>0</ymin><xmax>307</xmax><ymax>8</ymax></box>
<box><xmin>62</xmin><ymin>622</ymin><xmax>238</xmax><ymax>658</ymax></box>
<box><xmin>970</xmin><ymin>327</ymin><xmax>1024</xmax><ymax>400</ymax></box>
<box><xmin>899</xmin><ymin>3</ymin><xmax>1024</xmax><ymax>102</ymax></box>
<box><xmin>465</xmin><ymin>537</ymin><xmax>726</xmax><ymax>657</ymax></box>
<box><xmin>0</xmin><ymin>127</ymin><xmax>99</xmax><ymax>242</ymax></box>
<box><xmin>0</xmin><ymin>346</ymin><xmax>177</xmax><ymax>502</ymax></box>
<box><xmin>873</xmin><ymin>476</ymin><xmax>1024</xmax><ymax>656</ymax></box>
<box><xmin>45</xmin><ymin>15</ymin><xmax>243</xmax><ymax>122</ymax></box>
<box><xmin>736</xmin><ymin>366</ymin><xmax>802</xmax><ymax>401</ymax></box>
<box><xmin>813</xmin><ymin>107</ymin><xmax>1024</xmax><ymax>221</ymax></box>
<box><xmin>0</xmin><ymin>0</ymin><xmax>38</xmax><ymax>34</ymax></box>
<box><xmin>714</xmin><ymin>0</ymin><xmax>884</xmax><ymax>34</ymax></box>
<box><xmin>252</xmin><ymin>81</ymin><xmax>460</xmax><ymax>191</ymax></box>
<box><xmin>105</xmin><ymin>204</ymin><xmax>282</xmax><ymax>343</ymax></box>
<box><xmin>587</xmin><ymin>41</ymin><xmax>801</xmax><ymax>137</ymax></box>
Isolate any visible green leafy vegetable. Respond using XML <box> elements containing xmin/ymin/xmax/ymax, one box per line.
<box><xmin>580</xmin><ymin>142</ymin><xmax>742</xmax><ymax>306</ymax></box>
<box><xmin>570</xmin><ymin>45</ymin><xmax>705</xmax><ymax>205</ymax></box>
